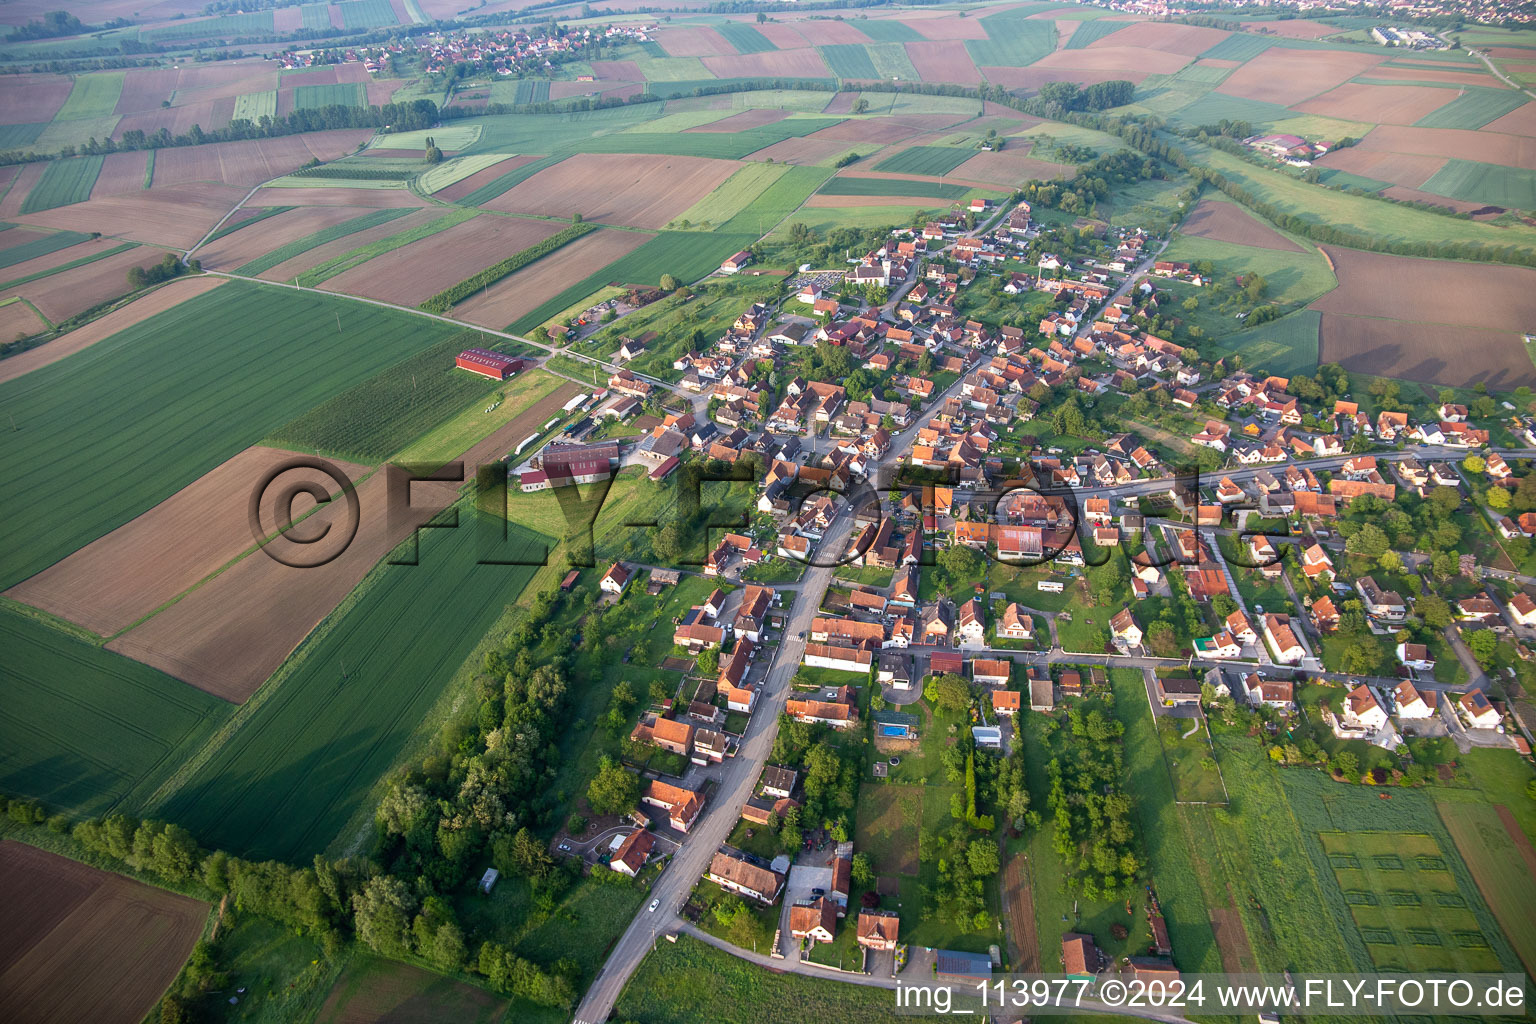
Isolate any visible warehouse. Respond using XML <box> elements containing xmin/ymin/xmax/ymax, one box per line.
<box><xmin>455</xmin><ymin>347</ymin><xmax>523</xmax><ymax>380</ymax></box>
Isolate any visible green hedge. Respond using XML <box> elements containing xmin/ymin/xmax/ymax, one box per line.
<box><xmin>418</xmin><ymin>221</ymin><xmax>596</xmax><ymax>314</ymax></box>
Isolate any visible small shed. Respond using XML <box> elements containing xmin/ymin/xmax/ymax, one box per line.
<box><xmin>479</xmin><ymin>867</ymin><xmax>500</xmax><ymax>894</ymax></box>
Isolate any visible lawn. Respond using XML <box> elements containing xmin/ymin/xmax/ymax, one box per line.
<box><xmin>1209</xmin><ymin>308</ymin><xmax>1321</xmax><ymax>379</ymax></box>
<box><xmin>159</xmin><ymin>513</ymin><xmax>548</xmax><ymax>861</ymax></box>
<box><xmin>235</xmin><ymin>209</ymin><xmax>415</xmax><ymax>276</ymax></box>
<box><xmin>1413</xmin><ymin>87</ymin><xmax>1528</xmax><ymax>129</ymax></box>
<box><xmin>688</xmin><ymin>878</ymin><xmax>779</xmax><ymax>955</ymax></box>
<box><xmin>854</xmin><ymin>783</ymin><xmax>923</xmax><ymax>878</ymax></box>
<box><xmin>1435</xmin><ymin>800</ymin><xmax>1536</xmax><ymax>976</ymax></box>
<box><xmin>1155</xmin><ymin>716</ymin><xmax>1228</xmax><ymax>804</ymax></box>
<box><xmin>293</xmin><ymin>82</ymin><xmax>368</xmax><ymax>110</ymax></box>
<box><xmin>613</xmin><ymin>935</ymin><xmax>907</xmax><ymax>1024</ymax></box>
<box><xmin>0</xmin><ymin>607</ymin><xmax>232</xmax><ymax>818</ymax></box>
<box><xmin>0</xmin><ymin>279</ymin><xmax>464</xmax><ymax>590</ymax></box>
<box><xmin>19</xmin><ymin>155</ymin><xmax>103</xmax><ymax>214</ymax></box>
<box><xmin>314</xmin><ymin>954</ymin><xmax>507</xmax><ymax>1024</ymax></box>
<box><xmin>873</xmin><ymin>145</ymin><xmax>976</xmax><ymax>177</ymax></box>
<box><xmin>54</xmin><ymin>72</ymin><xmax>124</xmax><ymax>120</ymax></box>
<box><xmin>1159</xmin><ymin>230</ymin><xmax>1338</xmax><ymax>334</ymax></box>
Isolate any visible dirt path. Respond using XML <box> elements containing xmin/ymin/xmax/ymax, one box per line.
<box><xmin>1002</xmin><ymin>851</ymin><xmax>1040</xmax><ymax>972</ymax></box>
<box><xmin>1209</xmin><ymin>889</ymin><xmax>1259</xmax><ymax>974</ymax></box>
<box><xmin>1496</xmin><ymin>804</ymin><xmax>1536</xmax><ymax>880</ymax></box>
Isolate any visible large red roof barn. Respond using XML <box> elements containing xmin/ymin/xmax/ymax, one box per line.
<box><xmin>456</xmin><ymin>348</ymin><xmax>523</xmax><ymax>380</ymax></box>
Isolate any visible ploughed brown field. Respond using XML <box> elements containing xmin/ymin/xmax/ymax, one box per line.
<box><xmin>195</xmin><ymin>205</ymin><xmax>372</xmax><ymax>270</ymax></box>
<box><xmin>7</xmin><ymin>445</ymin><xmax>369</xmax><ymax>638</ymax></box>
<box><xmin>906</xmin><ymin>41</ymin><xmax>985</xmax><ymax>85</ymax></box>
<box><xmin>483</xmin><ymin>152</ymin><xmax>736</xmax><ymax>229</ymax></box>
<box><xmin>14</xmin><ymin>182</ymin><xmax>250</xmax><ymax>249</ymax></box>
<box><xmin>1293</xmin><ymin>83</ymin><xmax>1456</xmax><ymax>126</ymax></box>
<box><xmin>1348</xmin><ymin>124</ymin><xmax>1536</xmax><ymax>169</ymax></box>
<box><xmin>0</xmin><ymin>841</ymin><xmax>206</xmax><ymax>1024</ymax></box>
<box><xmin>1179</xmin><ymin>198</ymin><xmax>1303</xmax><ymax>251</ymax></box>
<box><xmin>105</xmin><ymin>380</ymin><xmax>583</xmax><ymax>702</ymax></box>
<box><xmin>1314</xmin><ymin>148</ymin><xmax>1447</xmax><ymax>189</ymax></box>
<box><xmin>3</xmin><ymin>244</ymin><xmax>172</xmax><ymax>323</ymax></box>
<box><xmin>453</xmin><ymin>227</ymin><xmax>653</xmax><ymax>329</ymax></box>
<box><xmin>151</xmin><ymin>131</ymin><xmax>375</xmax><ymax>189</ymax></box>
<box><xmin>434</xmin><ymin>154</ymin><xmax>539</xmax><ymax>202</ymax></box>
<box><xmin>0</xmin><ymin>276</ymin><xmax>224</xmax><ymax>386</ymax></box>
<box><xmin>701</xmin><ymin>49</ymin><xmax>831</xmax><ymax>79</ymax></box>
<box><xmin>1312</xmin><ymin>247</ymin><xmax>1536</xmax><ymax>388</ymax></box>
<box><xmin>658</xmin><ymin>24</ymin><xmax>734</xmax><ymax>57</ymax></box>
<box><xmin>1215</xmin><ymin>47</ymin><xmax>1384</xmax><ymax>105</ymax></box>
<box><xmin>89</xmin><ymin>150</ymin><xmax>152</xmax><ymax>198</ymax></box>
<box><xmin>685</xmin><ymin>108</ymin><xmax>788</xmax><ymax>133</ymax></box>
<box><xmin>0</xmin><ymin>296</ymin><xmax>47</xmax><ymax>339</ymax></box>
<box><xmin>256</xmin><ymin>209</ymin><xmax>444</xmax><ymax>282</ymax></box>
<box><xmin>320</xmin><ymin>214</ymin><xmax>567</xmax><ymax>307</ymax></box>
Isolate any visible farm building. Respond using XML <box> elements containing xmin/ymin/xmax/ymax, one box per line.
<box><xmin>720</xmin><ymin>249</ymin><xmax>754</xmax><ymax>273</ymax></box>
<box><xmin>456</xmin><ymin>347</ymin><xmax>523</xmax><ymax>380</ymax></box>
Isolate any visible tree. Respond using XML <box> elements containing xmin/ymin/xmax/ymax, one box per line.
<box><xmin>756</xmin><ymin>11</ymin><xmax>767</xmax><ymax>22</ymax></box>
<box><xmin>1466</xmin><ymin>628</ymin><xmax>1498</xmax><ymax>667</ymax></box>
<box><xmin>1146</xmin><ymin>622</ymin><xmax>1179</xmax><ymax>658</ymax></box>
<box><xmin>1345</xmin><ymin>523</ymin><xmax>1390</xmax><ymax>559</ymax></box>
<box><xmin>352</xmin><ymin>876</ymin><xmax>417</xmax><ymax>957</ymax></box>
<box><xmin>1211</xmin><ymin>593</ymin><xmax>1238</xmax><ymax>618</ymax></box>
<box><xmin>1417</xmin><ymin>593</ymin><xmax>1453</xmax><ymax>629</ymax></box>
<box><xmin>965</xmin><ymin>839</ymin><xmax>1000</xmax><ymax>877</ymax></box>
<box><xmin>1463</xmin><ymin>454</ymin><xmax>1486</xmax><ymax>474</ymax></box>
<box><xmin>586</xmin><ymin>756</ymin><xmax>640</xmax><ymax>816</ymax></box>
<box><xmin>659</xmin><ymin>274</ymin><xmax>680</xmax><ymax>291</ymax></box>
<box><xmin>925</xmin><ymin>672</ymin><xmax>973</xmax><ymax>714</ymax></box>
<box><xmin>851</xmin><ymin>852</ymin><xmax>874</xmax><ymax>886</ymax></box>
<box><xmin>1488</xmin><ymin>486</ymin><xmax>1511</xmax><ymax>510</ymax></box>
<box><xmin>936</xmin><ymin>542</ymin><xmax>984</xmax><ymax>590</ymax></box>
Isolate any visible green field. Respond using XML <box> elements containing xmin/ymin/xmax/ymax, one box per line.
<box><xmin>820</xmin><ymin>43</ymin><xmax>880</xmax><ymax>80</ymax></box>
<box><xmin>235</xmin><ymin>208</ymin><xmax>414</xmax><ymax>276</ymax></box>
<box><xmin>1064</xmin><ymin>18</ymin><xmax>1130</xmax><ymax>49</ymax></box>
<box><xmin>508</xmin><ymin>229</ymin><xmax>758</xmax><ymax>333</ymax></box>
<box><xmin>0</xmin><ymin>608</ymin><xmax>231</xmax><ymax>817</ymax></box>
<box><xmin>54</xmin><ymin>73</ymin><xmax>124</xmax><ymax>121</ymax></box>
<box><xmin>0</xmin><ymin>228</ymin><xmax>89</xmax><ymax>270</ymax></box>
<box><xmin>294</xmin><ymin>208</ymin><xmax>477</xmax><ymax>286</ymax></box>
<box><xmin>1161</xmin><ymin>230</ymin><xmax>1337</xmax><ymax>311</ymax></box>
<box><xmin>371</xmin><ymin>124</ymin><xmax>483</xmax><ymax>151</ymax></box>
<box><xmin>1414</xmin><ymin>87</ymin><xmax>1529</xmax><ymax>129</ymax></box>
<box><xmin>967</xmin><ymin>17</ymin><xmax>1055</xmax><ymax>67</ymax></box>
<box><xmin>852</xmin><ymin>19</ymin><xmax>922</xmax><ymax>43</ymax></box>
<box><xmin>158</xmin><ymin>513</ymin><xmax>546</xmax><ymax>861</ymax></box>
<box><xmin>818</xmin><ymin>175</ymin><xmax>971</xmax><ymax>199</ymax></box>
<box><xmin>232</xmin><ymin>90</ymin><xmax>278</xmax><ymax>122</ymax></box>
<box><xmin>0</xmin><ymin>122</ymin><xmax>46</xmax><ymax>149</ymax></box>
<box><xmin>0</xmin><ymin>280</ymin><xmax>461</xmax><ymax>590</ymax></box>
<box><xmin>632</xmin><ymin>54</ymin><xmax>712</xmax><ymax>82</ymax></box>
<box><xmin>1438</xmin><ymin>799</ymin><xmax>1536</xmax><ymax>976</ymax></box>
<box><xmin>715</xmin><ymin>164</ymin><xmax>830</xmax><ymax>233</ymax></box>
<box><xmin>672</xmin><ymin>161</ymin><xmax>790</xmax><ymax>228</ymax></box>
<box><xmin>300</xmin><ymin>2</ymin><xmax>331</xmax><ymax>31</ymax></box>
<box><xmin>416</xmin><ymin>152</ymin><xmax>507</xmax><ymax>193</ymax></box>
<box><xmin>142</xmin><ymin>10</ymin><xmax>274</xmax><ymax>40</ymax></box>
<box><xmin>1422</xmin><ymin>159</ymin><xmax>1536</xmax><ymax>210</ymax></box>
<box><xmin>1200</xmin><ymin>33</ymin><xmax>1275</xmax><ymax>62</ymax></box>
<box><xmin>1211</xmin><ymin>308</ymin><xmax>1321</xmax><ymax>377</ymax></box>
<box><xmin>293</xmin><ymin>82</ymin><xmax>367</xmax><ymax>110</ymax></box>
<box><xmin>490</xmin><ymin>78</ymin><xmax>552</xmax><ymax>105</ymax></box>
<box><xmin>0</xmin><ymin>241</ymin><xmax>137</xmax><ymax>291</ymax></box>
<box><xmin>873</xmin><ymin>145</ymin><xmax>976</xmax><ymax>176</ymax></box>
<box><xmin>1169</xmin><ymin>91</ymin><xmax>1293</xmax><ymax>128</ymax></box>
<box><xmin>337</xmin><ymin>0</ymin><xmax>399</xmax><ymax>29</ymax></box>
<box><xmin>18</xmin><ymin>156</ymin><xmax>102</xmax><ymax>214</ymax></box>
<box><xmin>715</xmin><ymin>21</ymin><xmax>776</xmax><ymax>54</ymax></box>
<box><xmin>262</xmin><ymin>333</ymin><xmax>502</xmax><ymax>461</ymax></box>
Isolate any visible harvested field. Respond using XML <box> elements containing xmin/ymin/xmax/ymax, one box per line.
<box><xmin>1312</xmin><ymin>246</ymin><xmax>1536</xmax><ymax>334</ymax></box>
<box><xmin>1088</xmin><ymin>20</ymin><xmax>1228</xmax><ymax>56</ymax></box>
<box><xmin>107</xmin><ymin>380</ymin><xmax>581</xmax><ymax>701</ymax></box>
<box><xmin>660</xmin><ymin>25</ymin><xmax>735</xmax><ymax>57</ymax></box>
<box><xmin>150</xmin><ymin>131</ymin><xmax>375</xmax><ymax>188</ymax></box>
<box><xmin>589</xmin><ymin>59</ymin><xmax>645</xmax><ymax>81</ymax></box>
<box><xmin>195</xmin><ymin>205</ymin><xmax>368</xmax><ymax>269</ymax></box>
<box><xmin>1294</xmin><ymin>83</ymin><xmax>1458</xmax><ymax>126</ymax></box>
<box><xmin>321</xmin><ymin>215</ymin><xmax>566</xmax><ymax>306</ymax></box>
<box><xmin>1351</xmin><ymin>123</ymin><xmax>1536</xmax><ymax>169</ymax></box>
<box><xmin>0</xmin><ymin>298</ymin><xmax>46</xmax><ymax>338</ymax></box>
<box><xmin>952</xmin><ymin>147</ymin><xmax>1076</xmax><ymax>186</ymax></box>
<box><xmin>686</xmin><ymin>108</ymin><xmax>790</xmax><ymax>132</ymax></box>
<box><xmin>1484</xmin><ymin>101</ymin><xmax>1536</xmax><ymax>139</ymax></box>
<box><xmin>0</xmin><ymin>73</ymin><xmax>72</xmax><ymax>123</ymax></box>
<box><xmin>0</xmin><ymin>277</ymin><xmax>224</xmax><ymax>386</ymax></box>
<box><xmin>15</xmin><ymin>182</ymin><xmax>247</xmax><ymax>249</ymax></box>
<box><xmin>1315</xmin><ymin>147</ymin><xmax>1447</xmax><ymax>189</ymax></box>
<box><xmin>256</xmin><ymin>208</ymin><xmax>443</xmax><ymax>282</ymax></box>
<box><xmin>1179</xmin><ymin>198</ymin><xmax>1303</xmax><ymax>251</ymax></box>
<box><xmin>315</xmin><ymin>956</ymin><xmax>508</xmax><ymax>1024</ymax></box>
<box><xmin>700</xmin><ymin>49</ymin><xmax>831</xmax><ymax>79</ymax></box>
<box><xmin>746</xmin><ymin>135</ymin><xmax>864</xmax><ymax>165</ymax></box>
<box><xmin>0</xmin><ymin>842</ymin><xmax>206</xmax><ymax>1024</ymax></box>
<box><xmin>453</xmin><ymin>227</ymin><xmax>653</xmax><ymax>329</ymax></box>
<box><xmin>1218</xmin><ymin>48</ymin><xmax>1385</xmax><ymax>105</ymax></box>
<box><xmin>1317</xmin><ymin>315</ymin><xmax>1534</xmax><ymax>389</ymax></box>
<box><xmin>483</xmin><ymin>152</ymin><xmax>738</xmax><ymax>229</ymax></box>
<box><xmin>3</xmin><ymin>245</ymin><xmax>170</xmax><ymax>322</ymax></box>
<box><xmin>90</xmin><ymin>150</ymin><xmax>150</xmax><ymax>197</ymax></box>
<box><xmin>8</xmin><ymin>445</ymin><xmax>368</xmax><ymax>638</ymax></box>
<box><xmin>248</xmin><ymin>186</ymin><xmax>427</xmax><ymax>208</ymax></box>
<box><xmin>905</xmin><ymin>40</ymin><xmax>985</xmax><ymax>85</ymax></box>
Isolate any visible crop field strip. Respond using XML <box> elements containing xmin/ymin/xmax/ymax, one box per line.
<box><xmin>0</xmin><ymin>280</ymin><xmax>463</xmax><ymax>590</ymax></box>
<box><xmin>0</xmin><ymin>229</ymin><xmax>90</xmax><ymax>271</ymax></box>
<box><xmin>295</xmin><ymin>207</ymin><xmax>477</xmax><ymax>286</ymax></box>
<box><xmin>820</xmin><ymin>44</ymin><xmax>881</xmax><ymax>80</ymax></box>
<box><xmin>157</xmin><ymin>513</ymin><xmax>550</xmax><ymax>861</ymax></box>
<box><xmin>1064</xmin><ymin>18</ymin><xmax>1130</xmax><ymax>49</ymax></box>
<box><xmin>53</xmin><ymin>73</ymin><xmax>124</xmax><ymax>121</ymax></box>
<box><xmin>852</xmin><ymin>20</ymin><xmax>922</xmax><ymax>43</ymax></box>
<box><xmin>202</xmin><ymin>204</ymin><xmax>296</xmax><ymax>245</ymax></box>
<box><xmin>1421</xmin><ymin>159</ymin><xmax>1536</xmax><ymax>209</ymax></box>
<box><xmin>1413</xmin><ymin>87</ymin><xmax>1529</xmax><ymax>129</ymax></box>
<box><xmin>966</xmin><ymin>17</ymin><xmax>1055</xmax><ymax>67</ymax></box>
<box><xmin>19</xmin><ymin>157</ymin><xmax>103</xmax><ymax>214</ymax></box>
<box><xmin>714</xmin><ymin>22</ymin><xmax>777</xmax><ymax>54</ymax></box>
<box><xmin>418</xmin><ymin>221</ymin><xmax>595</xmax><ymax>313</ymax></box>
<box><xmin>233</xmin><ymin>207</ymin><xmax>414</xmax><ymax>277</ymax></box>
<box><xmin>0</xmin><ymin>608</ymin><xmax>231</xmax><ymax>818</ymax></box>
<box><xmin>873</xmin><ymin>145</ymin><xmax>976</xmax><ymax>176</ymax></box>
<box><xmin>672</xmin><ymin>162</ymin><xmax>789</xmax><ymax>227</ymax></box>
<box><xmin>818</xmin><ymin>176</ymin><xmax>971</xmax><ymax>199</ymax></box>
<box><xmin>293</xmin><ymin>82</ymin><xmax>367</xmax><ymax>110</ymax></box>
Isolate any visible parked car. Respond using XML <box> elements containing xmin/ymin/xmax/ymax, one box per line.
<box><xmin>648</xmin><ymin>899</ymin><xmax>660</xmax><ymax>913</ymax></box>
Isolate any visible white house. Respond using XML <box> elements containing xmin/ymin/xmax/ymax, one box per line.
<box><xmin>1395</xmin><ymin>642</ymin><xmax>1435</xmax><ymax>673</ymax></box>
<box><xmin>1263</xmin><ymin>614</ymin><xmax>1304</xmax><ymax>665</ymax></box>
<box><xmin>1459</xmin><ymin>688</ymin><xmax>1501</xmax><ymax>729</ymax></box>
<box><xmin>1342</xmin><ymin>684</ymin><xmax>1388</xmax><ymax>732</ymax></box>
<box><xmin>1110</xmin><ymin>608</ymin><xmax>1143</xmax><ymax>649</ymax></box>
<box><xmin>600</xmin><ymin>562</ymin><xmax>632</xmax><ymax>595</ymax></box>
<box><xmin>1393</xmin><ymin>680</ymin><xmax>1433</xmax><ymax>720</ymax></box>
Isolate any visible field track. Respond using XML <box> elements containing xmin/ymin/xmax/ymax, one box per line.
<box><xmin>106</xmin><ymin>380</ymin><xmax>583</xmax><ymax>701</ymax></box>
<box><xmin>1001</xmin><ymin>852</ymin><xmax>1039</xmax><ymax>972</ymax></box>
<box><xmin>0</xmin><ymin>841</ymin><xmax>206</xmax><ymax>1024</ymax></box>
<box><xmin>0</xmin><ymin>276</ymin><xmax>224</xmax><ymax>386</ymax></box>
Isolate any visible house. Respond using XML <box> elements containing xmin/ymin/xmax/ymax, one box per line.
<box><xmin>1110</xmin><ymin>608</ymin><xmax>1142</xmax><ymax>648</ymax></box>
<box><xmin>1343</xmin><ymin>684</ymin><xmax>1388</xmax><ymax>732</ymax></box>
<box><xmin>456</xmin><ymin>348</ymin><xmax>522</xmax><ymax>380</ymax></box>
<box><xmin>1030</xmin><ymin>674</ymin><xmax>1055</xmax><ymax>711</ymax></box>
<box><xmin>1457</xmin><ymin>596</ymin><xmax>1501</xmax><ymax>624</ymax></box>
<box><xmin>762</xmin><ymin>765</ymin><xmax>797</xmax><ymax>800</ymax></box>
<box><xmin>802</xmin><ymin>642</ymin><xmax>873</xmax><ymax>676</ymax></box>
<box><xmin>610</xmin><ymin>828</ymin><xmax>655</xmax><ymax>877</ymax></box>
<box><xmin>1062</xmin><ymin>933</ymin><xmax>1103</xmax><ymax>978</ymax></box>
<box><xmin>786</xmin><ymin>683</ymin><xmax>860</xmax><ymax>728</ymax></box>
<box><xmin>1394</xmin><ymin>680</ymin><xmax>1433</xmax><ymax>719</ymax></box>
<box><xmin>1263</xmin><ymin>613</ymin><xmax>1305</xmax><ymax>664</ymax></box>
<box><xmin>643</xmin><ymin>780</ymin><xmax>704</xmax><ymax>832</ymax></box>
<box><xmin>1245</xmin><ymin>674</ymin><xmax>1294</xmax><ymax>711</ymax></box>
<box><xmin>1510</xmin><ymin>592</ymin><xmax>1536</xmax><ymax>627</ymax></box>
<box><xmin>956</xmin><ymin>598</ymin><xmax>986</xmax><ymax>647</ymax></box>
<box><xmin>973</xmin><ymin>658</ymin><xmax>1010</xmax><ymax>688</ymax></box>
<box><xmin>1310</xmin><ymin>595</ymin><xmax>1340</xmax><ymax>633</ymax></box>
<box><xmin>1156</xmin><ymin>676</ymin><xmax>1202</xmax><ymax>704</ymax></box>
<box><xmin>1301</xmin><ymin>544</ymin><xmax>1335</xmax><ymax>581</ymax></box>
<box><xmin>857</xmin><ymin>910</ymin><xmax>901</xmax><ymax>951</ymax></box>
<box><xmin>720</xmin><ymin>249</ymin><xmax>753</xmax><ymax>273</ymax></box>
<box><xmin>1396</xmin><ymin>642</ymin><xmax>1435</xmax><ymax>672</ymax></box>
<box><xmin>630</xmin><ymin>714</ymin><xmax>694</xmax><ymax>756</ymax></box>
<box><xmin>600</xmin><ymin>561</ymin><xmax>632</xmax><ymax>595</ymax></box>
<box><xmin>1226</xmin><ymin>610</ymin><xmax>1257</xmax><ymax>645</ymax></box>
<box><xmin>735</xmin><ymin>586</ymin><xmax>774</xmax><ymax>642</ymax></box>
<box><xmin>998</xmin><ymin>603</ymin><xmax>1033</xmax><ymax>640</ymax></box>
<box><xmin>790</xmin><ymin>897</ymin><xmax>838</xmax><ymax>943</ymax></box>
<box><xmin>992</xmin><ymin>689</ymin><xmax>1021</xmax><ymax>715</ymax></box>
<box><xmin>1356</xmin><ymin>576</ymin><xmax>1407</xmax><ymax>622</ymax></box>
<box><xmin>1459</xmin><ymin>688</ymin><xmax>1500</xmax><ymax>729</ymax></box>
<box><xmin>935</xmin><ymin>949</ymin><xmax>993</xmax><ymax>981</ymax></box>
<box><xmin>1195</xmin><ymin>632</ymin><xmax>1241</xmax><ymax>659</ymax></box>
<box><xmin>708</xmin><ymin>849</ymin><xmax>784</xmax><ymax>903</ymax></box>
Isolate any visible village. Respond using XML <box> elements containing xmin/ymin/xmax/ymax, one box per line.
<box><xmin>473</xmin><ymin>192</ymin><xmax>1536</xmax><ymax>993</ymax></box>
